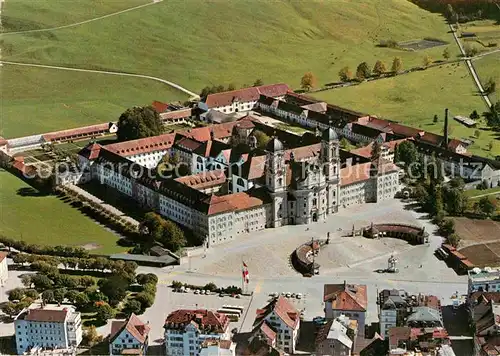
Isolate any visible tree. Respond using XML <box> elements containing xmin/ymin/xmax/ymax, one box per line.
<box><xmin>123</xmin><ymin>299</ymin><xmax>142</xmax><ymax>315</ymax></box>
<box><xmin>25</xmin><ymin>289</ymin><xmax>39</xmax><ymax>300</ymax></box>
<box><xmin>470</xmin><ymin>110</ymin><xmax>480</xmax><ymax>120</ymax></box>
<box><xmin>423</xmin><ymin>55</ymin><xmax>432</xmax><ymax>68</ymax></box>
<box><xmin>31</xmin><ymin>274</ymin><xmax>53</xmax><ymax>291</ymax></box>
<box><xmin>448</xmin><ymin>233</ymin><xmax>461</xmax><ymax>248</ymax></box>
<box><xmin>338</xmin><ymin>66</ymin><xmax>353</xmax><ymax>82</ymax></box>
<box><xmin>443</xmin><ymin>48</ymin><xmax>450</xmax><ymax>60</ymax></box>
<box><xmin>82</xmin><ymin>326</ymin><xmax>102</xmax><ymax>347</ymax></box>
<box><xmin>475</xmin><ymin>197</ymin><xmax>497</xmax><ymax>217</ymax></box>
<box><xmin>464</xmin><ymin>44</ymin><xmax>478</xmax><ymax>57</ymax></box>
<box><xmin>339</xmin><ymin>137</ymin><xmax>350</xmax><ymax>150</ymax></box>
<box><xmin>443</xmin><ymin>185</ymin><xmax>468</xmax><ymax>216</ymax></box>
<box><xmin>140</xmin><ymin>212</ymin><xmax>164</xmax><ymax>242</ymax></box>
<box><xmin>391</xmin><ymin>57</ymin><xmax>403</xmax><ymax>73</ymax></box>
<box><xmin>300</xmin><ymin>72</ymin><xmax>317</xmax><ymax>91</ymax></box>
<box><xmin>42</xmin><ymin>290</ymin><xmax>55</xmax><ymax>303</ymax></box>
<box><xmin>8</xmin><ymin>288</ymin><xmax>25</xmax><ymax>302</ymax></box>
<box><xmin>252</xmin><ymin>130</ymin><xmax>271</xmax><ymax>149</ymax></box>
<box><xmin>21</xmin><ymin>275</ymin><xmax>32</xmax><ymax>288</ymax></box>
<box><xmin>95</xmin><ymin>303</ymin><xmax>115</xmax><ymax>322</ymax></box>
<box><xmin>394</xmin><ymin>141</ymin><xmax>418</xmax><ymax>174</ymax></box>
<box><xmin>1</xmin><ymin>302</ymin><xmax>18</xmax><ymax>317</ymax></box>
<box><xmin>54</xmin><ymin>288</ymin><xmax>67</xmax><ymax>304</ymax></box>
<box><xmin>200</xmin><ymin>86</ymin><xmax>211</xmax><ymax>98</ymax></box>
<box><xmin>65</xmin><ymin>290</ymin><xmax>79</xmax><ymax>304</ymax></box>
<box><xmin>136</xmin><ymin>292</ymin><xmax>155</xmax><ymax>309</ymax></box>
<box><xmin>485</xmin><ymin>78</ymin><xmax>497</xmax><ymax>95</ymax></box>
<box><xmin>356</xmin><ymin>62</ymin><xmax>371</xmax><ymax>80</ymax></box>
<box><xmin>488</xmin><ymin>141</ymin><xmax>494</xmax><ymax>151</ymax></box>
<box><xmin>161</xmin><ymin>220</ymin><xmax>186</xmax><ymax>252</ymax></box>
<box><xmin>433</xmin><ymin>115</ymin><xmax>439</xmax><ymax>123</ymax></box>
<box><xmin>474</xmin><ymin>130</ymin><xmax>481</xmax><ymax>138</ymax></box>
<box><xmin>483</xmin><ymin>102</ymin><xmax>500</xmax><ymax>129</ymax></box>
<box><xmin>136</xmin><ymin>273</ymin><xmax>158</xmax><ymax>286</ymax></box>
<box><xmin>253</xmin><ymin>79</ymin><xmax>264</xmax><ymax>86</ymax></box>
<box><xmin>117</xmin><ymin>106</ymin><xmax>163</xmax><ymax>142</ymax></box>
<box><xmin>99</xmin><ymin>276</ymin><xmax>128</xmax><ymax>306</ymax></box>
<box><xmin>227</xmin><ymin>83</ymin><xmax>236</xmax><ymax>91</ymax></box>
<box><xmin>74</xmin><ymin>292</ymin><xmax>90</xmax><ymax>309</ymax></box>
<box><xmin>372</xmin><ymin>60</ymin><xmax>386</xmax><ymax>77</ymax></box>
<box><xmin>439</xmin><ymin>218</ymin><xmax>455</xmax><ymax>237</ymax></box>
<box><xmin>370</xmin><ymin>141</ymin><xmax>382</xmax><ymax>161</ymax></box>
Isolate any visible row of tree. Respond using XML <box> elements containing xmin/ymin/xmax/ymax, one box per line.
<box><xmin>199</xmin><ymin>79</ymin><xmax>264</xmax><ymax>98</ymax></box>
<box><xmin>0</xmin><ymin>235</ymin><xmax>89</xmax><ymax>258</ymax></box>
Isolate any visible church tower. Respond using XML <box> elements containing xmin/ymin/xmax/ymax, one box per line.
<box><xmin>265</xmin><ymin>137</ymin><xmax>287</xmax><ymax>227</ymax></box>
<box><xmin>321</xmin><ymin>127</ymin><xmax>340</xmax><ymax>214</ymax></box>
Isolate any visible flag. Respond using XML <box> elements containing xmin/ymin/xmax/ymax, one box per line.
<box><xmin>242</xmin><ymin>262</ymin><xmax>249</xmax><ymax>283</ymax></box>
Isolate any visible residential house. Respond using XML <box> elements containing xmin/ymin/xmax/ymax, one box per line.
<box><xmin>378</xmin><ymin>289</ymin><xmax>409</xmax><ymax>339</ymax></box>
<box><xmin>109</xmin><ymin>314</ymin><xmax>150</xmax><ymax>356</ymax></box>
<box><xmin>315</xmin><ymin>315</ymin><xmax>356</xmax><ymax>356</ymax></box>
<box><xmin>164</xmin><ymin>309</ymin><xmax>230</xmax><ymax>356</ymax></box>
<box><xmin>14</xmin><ymin>303</ymin><xmax>82</xmax><ymax>355</ymax></box>
<box><xmin>476</xmin><ymin>302</ymin><xmax>500</xmax><ymax>336</ymax></box>
<box><xmin>324</xmin><ymin>282</ymin><xmax>367</xmax><ymax>336</ymax></box>
<box><xmin>469</xmin><ymin>268</ymin><xmax>500</xmax><ymax>294</ymax></box>
<box><xmin>199</xmin><ymin>339</ymin><xmax>235</xmax><ymax>356</ymax></box>
<box><xmin>406</xmin><ymin>306</ymin><xmax>443</xmax><ymax>328</ymax></box>
<box><xmin>252</xmin><ymin>296</ymin><xmax>300</xmax><ymax>354</ymax></box>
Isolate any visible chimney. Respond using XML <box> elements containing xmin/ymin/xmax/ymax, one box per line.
<box><xmin>444</xmin><ymin>108</ymin><xmax>449</xmax><ymax>148</ymax></box>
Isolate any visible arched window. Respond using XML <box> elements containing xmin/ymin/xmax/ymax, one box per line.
<box><xmin>236</xmin><ymin>178</ymin><xmax>245</xmax><ymax>187</ymax></box>
<box><xmin>197</xmin><ymin>156</ymin><xmax>203</xmax><ymax>163</ymax></box>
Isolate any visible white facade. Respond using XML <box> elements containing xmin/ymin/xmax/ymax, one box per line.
<box><xmin>14</xmin><ymin>304</ymin><xmax>82</xmax><ymax>355</ymax></box>
<box><xmin>0</xmin><ymin>253</ymin><xmax>8</xmax><ymax>286</ymax></box>
<box><xmin>109</xmin><ymin>327</ymin><xmax>148</xmax><ymax>355</ymax></box>
<box><xmin>260</xmin><ymin>310</ymin><xmax>300</xmax><ymax>354</ymax></box>
<box><xmin>128</xmin><ymin>149</ymin><xmax>169</xmax><ymax>169</ymax></box>
<box><xmin>380</xmin><ymin>309</ymin><xmax>397</xmax><ymax>339</ymax></box>
<box><xmin>468</xmin><ymin>268</ymin><xmax>500</xmax><ymax>294</ymax></box>
<box><xmin>164</xmin><ymin>323</ymin><xmax>230</xmax><ymax>356</ymax></box>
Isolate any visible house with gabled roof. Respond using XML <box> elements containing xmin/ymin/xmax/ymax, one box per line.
<box><xmin>324</xmin><ymin>282</ymin><xmax>368</xmax><ymax>336</ymax></box>
<box><xmin>109</xmin><ymin>314</ymin><xmax>150</xmax><ymax>355</ymax></box>
<box><xmin>252</xmin><ymin>296</ymin><xmax>301</xmax><ymax>354</ymax></box>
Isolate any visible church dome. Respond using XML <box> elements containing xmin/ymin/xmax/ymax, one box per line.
<box><xmin>266</xmin><ymin>137</ymin><xmax>283</xmax><ymax>152</ymax></box>
<box><xmin>322</xmin><ymin>127</ymin><xmax>338</xmax><ymax>141</ymax></box>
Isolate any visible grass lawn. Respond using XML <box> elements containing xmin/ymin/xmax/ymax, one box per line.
<box><xmin>0</xmin><ymin>169</ymin><xmax>125</xmax><ymax>254</ymax></box>
<box><xmin>3</xmin><ymin>0</ymin><xmax>458</xmax><ymax>92</ymax></box>
<box><xmin>1</xmin><ymin>65</ymin><xmax>189</xmax><ymax>138</ymax></box>
<box><xmin>1</xmin><ymin>0</ymin><xmax>150</xmax><ymax>32</ymax></box>
<box><xmin>465</xmin><ymin>186</ymin><xmax>500</xmax><ymax>198</ymax></box>
<box><xmin>311</xmin><ymin>62</ymin><xmax>500</xmax><ymax>157</ymax></box>
<box><xmin>474</xmin><ymin>52</ymin><xmax>500</xmax><ymax>104</ymax></box>
<box><xmin>275</xmin><ymin>123</ymin><xmax>311</xmax><ymax>135</ymax></box>
<box><xmin>457</xmin><ymin>20</ymin><xmax>500</xmax><ymax>49</ymax></box>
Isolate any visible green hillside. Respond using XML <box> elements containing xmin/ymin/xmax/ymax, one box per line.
<box><xmin>312</xmin><ymin>63</ymin><xmax>499</xmax><ymax>157</ymax></box>
<box><xmin>3</xmin><ymin>0</ymin><xmax>456</xmax><ymax>91</ymax></box>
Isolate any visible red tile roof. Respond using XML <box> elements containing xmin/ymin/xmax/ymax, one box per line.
<box><xmin>78</xmin><ymin>143</ymin><xmax>102</xmax><ymax>161</ymax></box>
<box><xmin>254</xmin><ymin>296</ymin><xmax>299</xmax><ymax>329</ymax></box>
<box><xmin>152</xmin><ymin>101</ymin><xmax>169</xmax><ymax>113</ymax></box>
<box><xmin>324</xmin><ymin>283</ymin><xmax>368</xmax><ymax>311</ymax></box>
<box><xmin>258</xmin><ymin>321</ymin><xmax>277</xmax><ymax>345</ymax></box>
<box><xmin>105</xmin><ymin>133</ymin><xmax>176</xmax><ymax>156</ymax></box>
<box><xmin>204</xmin><ymin>192</ymin><xmax>264</xmax><ymax>215</ymax></box>
<box><xmin>389</xmin><ymin>326</ymin><xmax>411</xmax><ymax>346</ymax></box>
<box><xmin>204</xmin><ymin>84</ymin><xmax>290</xmax><ymax>109</ymax></box>
<box><xmin>175</xmin><ymin>170</ymin><xmax>226</xmax><ymax>190</ymax></box>
<box><xmin>42</xmin><ymin>123</ymin><xmax>112</xmax><ymax>142</ymax></box>
<box><xmin>25</xmin><ymin>308</ymin><xmax>68</xmax><ymax>322</ymax></box>
<box><xmin>110</xmin><ymin>314</ymin><xmax>150</xmax><ymax>344</ymax></box>
<box><xmin>351</xmin><ymin>139</ymin><xmax>408</xmax><ymax>159</ymax></box>
<box><xmin>340</xmin><ymin>163</ymin><xmax>371</xmax><ymax>186</ymax></box>
<box><xmin>164</xmin><ymin>309</ymin><xmax>229</xmax><ymax>334</ymax></box>
<box><xmin>160</xmin><ymin>108</ymin><xmax>192</xmax><ymax>121</ymax></box>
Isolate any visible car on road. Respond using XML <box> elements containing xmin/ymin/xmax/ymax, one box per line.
<box><xmin>296</xmin><ymin>293</ymin><xmax>302</xmax><ymax>299</ymax></box>
<box><xmin>291</xmin><ymin>293</ymin><xmax>296</xmax><ymax>298</ymax></box>
<box><xmin>313</xmin><ymin>316</ymin><xmax>328</xmax><ymax>325</ymax></box>
<box><xmin>194</xmin><ymin>290</ymin><xmax>200</xmax><ymax>294</ymax></box>
<box><xmin>286</xmin><ymin>293</ymin><xmax>291</xmax><ymax>298</ymax></box>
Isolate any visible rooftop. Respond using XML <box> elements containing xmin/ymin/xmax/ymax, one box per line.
<box><xmin>254</xmin><ymin>296</ymin><xmax>300</xmax><ymax>329</ymax></box>
<box><xmin>110</xmin><ymin>314</ymin><xmax>150</xmax><ymax>344</ymax></box>
<box><xmin>164</xmin><ymin>309</ymin><xmax>229</xmax><ymax>334</ymax></box>
<box><xmin>324</xmin><ymin>282</ymin><xmax>368</xmax><ymax>311</ymax></box>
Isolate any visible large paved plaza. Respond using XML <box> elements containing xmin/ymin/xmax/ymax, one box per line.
<box><xmin>122</xmin><ymin>199</ymin><xmax>468</xmax><ymax>345</ymax></box>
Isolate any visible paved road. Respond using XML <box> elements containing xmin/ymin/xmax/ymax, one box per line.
<box><xmin>0</xmin><ymin>61</ymin><xmax>199</xmax><ymax>99</ymax></box>
<box><xmin>449</xmin><ymin>23</ymin><xmax>492</xmax><ymax>108</ymax></box>
<box><xmin>1</xmin><ymin>1</ymin><xmax>160</xmax><ymax>36</ymax></box>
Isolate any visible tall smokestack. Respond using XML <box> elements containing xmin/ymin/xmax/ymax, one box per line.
<box><xmin>444</xmin><ymin>108</ymin><xmax>449</xmax><ymax>148</ymax></box>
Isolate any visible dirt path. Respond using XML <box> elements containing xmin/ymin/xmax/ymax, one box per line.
<box><xmin>1</xmin><ymin>0</ymin><xmax>161</xmax><ymax>36</ymax></box>
<box><xmin>1</xmin><ymin>60</ymin><xmax>199</xmax><ymax>99</ymax></box>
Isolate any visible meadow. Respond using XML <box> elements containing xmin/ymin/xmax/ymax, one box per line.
<box><xmin>3</xmin><ymin>0</ymin><xmax>457</xmax><ymax>92</ymax></box>
<box><xmin>0</xmin><ymin>169</ymin><xmax>125</xmax><ymax>255</ymax></box>
<box><xmin>312</xmin><ymin>62</ymin><xmax>500</xmax><ymax>157</ymax></box>
<box><xmin>474</xmin><ymin>52</ymin><xmax>500</xmax><ymax>103</ymax></box>
<box><xmin>1</xmin><ymin>65</ymin><xmax>188</xmax><ymax>138</ymax></box>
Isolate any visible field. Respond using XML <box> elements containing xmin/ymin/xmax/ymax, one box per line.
<box><xmin>3</xmin><ymin>0</ymin><xmax>457</xmax><ymax>91</ymax></box>
<box><xmin>459</xmin><ymin>243</ymin><xmax>500</xmax><ymax>268</ymax></box>
<box><xmin>0</xmin><ymin>169</ymin><xmax>125</xmax><ymax>254</ymax></box>
<box><xmin>474</xmin><ymin>52</ymin><xmax>500</xmax><ymax>103</ymax></box>
<box><xmin>312</xmin><ymin>63</ymin><xmax>500</xmax><ymax>157</ymax></box>
<box><xmin>1</xmin><ymin>65</ymin><xmax>189</xmax><ymax>138</ymax></box>
<box><xmin>465</xmin><ymin>186</ymin><xmax>500</xmax><ymax>198</ymax></box>
<box><xmin>454</xmin><ymin>217</ymin><xmax>500</xmax><ymax>267</ymax></box>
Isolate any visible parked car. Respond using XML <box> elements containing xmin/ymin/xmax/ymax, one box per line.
<box><xmin>296</xmin><ymin>293</ymin><xmax>302</xmax><ymax>299</ymax></box>
<box><xmin>194</xmin><ymin>290</ymin><xmax>200</xmax><ymax>295</ymax></box>
<box><xmin>286</xmin><ymin>293</ymin><xmax>291</xmax><ymax>298</ymax></box>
